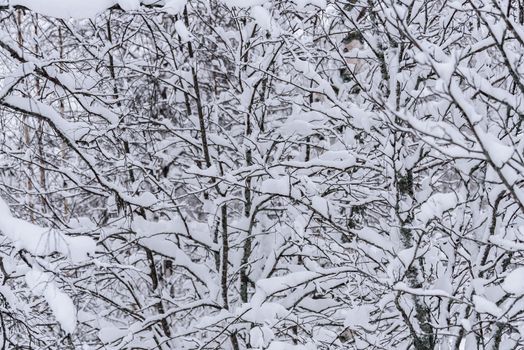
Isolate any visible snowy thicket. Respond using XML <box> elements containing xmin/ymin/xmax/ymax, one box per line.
<box><xmin>0</xmin><ymin>0</ymin><xmax>523</xmax><ymax>349</ymax></box>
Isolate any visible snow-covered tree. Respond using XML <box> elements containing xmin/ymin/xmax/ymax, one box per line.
<box><xmin>0</xmin><ymin>1</ymin><xmax>523</xmax><ymax>349</ymax></box>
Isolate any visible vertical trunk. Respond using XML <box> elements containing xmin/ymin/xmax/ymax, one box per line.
<box><xmin>395</xmin><ymin>157</ymin><xmax>434</xmax><ymax>350</ymax></box>
<box><xmin>221</xmin><ymin>203</ymin><xmax>240</xmax><ymax>350</ymax></box>
<box><xmin>240</xmin><ymin>110</ymin><xmax>252</xmax><ymax>303</ymax></box>
<box><xmin>58</xmin><ymin>26</ymin><xmax>69</xmax><ymax>218</ymax></box>
<box><xmin>183</xmin><ymin>8</ymin><xmax>211</xmax><ymax>170</ymax></box>
<box><xmin>220</xmin><ymin>204</ymin><xmax>230</xmax><ymax>309</ymax></box>
<box><xmin>16</xmin><ymin>10</ymin><xmax>34</xmax><ymax>223</ymax></box>
<box><xmin>240</xmin><ymin>166</ymin><xmax>251</xmax><ymax>304</ymax></box>
<box><xmin>33</xmin><ymin>15</ymin><xmax>47</xmax><ymax>214</ymax></box>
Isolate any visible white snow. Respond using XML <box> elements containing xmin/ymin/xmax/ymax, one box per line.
<box><xmin>134</xmin><ymin>222</ymin><xmax>218</xmax><ymax>297</ymax></box>
<box><xmin>354</xmin><ymin>227</ymin><xmax>394</xmax><ymax>251</ymax></box>
<box><xmin>344</xmin><ymin>305</ymin><xmax>372</xmax><ymax>328</ymax></box>
<box><xmin>394</xmin><ymin>282</ymin><xmax>452</xmax><ymax>299</ymax></box>
<box><xmin>174</xmin><ymin>20</ymin><xmax>193</xmax><ymax>43</ymax></box>
<box><xmin>397</xmin><ymin>247</ymin><xmax>416</xmax><ymax>267</ymax></box>
<box><xmin>2</xmin><ymin>0</ymin><xmax>523</xmax><ymax>347</ymax></box>
<box><xmin>4</xmin><ymin>96</ymin><xmax>90</xmax><ymax>142</ymax></box>
<box><xmin>25</xmin><ymin>269</ymin><xmax>77</xmax><ymax>333</ymax></box>
<box><xmin>417</xmin><ymin>192</ymin><xmax>457</xmax><ymax>225</ymax></box>
<box><xmin>250</xmin><ymin>325</ymin><xmax>274</xmax><ymax>348</ymax></box>
<box><xmin>0</xmin><ymin>197</ymin><xmax>95</xmax><ymax>263</ymax></box>
<box><xmin>243</xmin><ymin>302</ymin><xmax>288</xmax><ymax>324</ymax></box>
<box><xmin>131</xmin><ymin>216</ymin><xmax>216</xmax><ymax>249</ymax></box>
<box><xmin>267</xmin><ymin>341</ymin><xmax>314</xmax><ymax>350</ymax></box>
<box><xmin>277</xmin><ymin>110</ymin><xmax>326</xmax><ymax>137</ymax></box>
<box><xmin>311</xmin><ymin>196</ymin><xmax>329</xmax><ymax>217</ymax></box>
<box><xmin>477</xmin><ymin>131</ymin><xmax>514</xmax><ymax>168</ymax></box>
<box><xmin>117</xmin><ymin>0</ymin><xmax>140</xmax><ymax>11</ymax></box>
<box><xmin>278</xmin><ymin>119</ymin><xmax>315</xmax><ymax>136</ymax></box>
<box><xmin>221</xmin><ymin>0</ymin><xmax>268</xmax><ymax>7</ymax></box>
<box><xmin>503</xmin><ymin>267</ymin><xmax>524</xmax><ymax>295</ymax></box>
<box><xmin>10</xmin><ymin>0</ymin><xmax>159</xmax><ymax>19</ymax></box>
<box><xmin>251</xmin><ymin>6</ymin><xmax>273</xmax><ymax>31</ymax></box>
<box><xmin>295</xmin><ymin>0</ymin><xmax>327</xmax><ymax>10</ymax></box>
<box><xmin>98</xmin><ymin>326</ymin><xmax>128</xmax><ymax>343</ymax></box>
<box><xmin>130</xmin><ymin>191</ymin><xmax>157</xmax><ymax>207</ymax></box>
<box><xmin>460</xmin><ymin>319</ymin><xmax>472</xmax><ymax>332</ymax></box>
<box><xmin>472</xmin><ymin>295</ymin><xmax>502</xmax><ymax>318</ymax></box>
<box><xmin>284</xmin><ymin>151</ymin><xmax>356</xmax><ymax>169</ymax></box>
<box><xmin>252</xmin><ymin>271</ymin><xmax>319</xmax><ymax>308</ymax></box>
<box><xmin>163</xmin><ymin>0</ymin><xmax>187</xmax><ymax>15</ymax></box>
<box><xmin>12</xmin><ymin>0</ymin><xmax>116</xmax><ymax>19</ymax></box>
<box><xmin>260</xmin><ymin>176</ymin><xmax>291</xmax><ymax>196</ymax></box>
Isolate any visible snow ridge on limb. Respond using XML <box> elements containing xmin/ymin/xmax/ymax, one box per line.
<box><xmin>0</xmin><ymin>197</ymin><xmax>94</xmax><ymax>333</ymax></box>
<box><xmin>0</xmin><ymin>196</ymin><xmax>95</xmax><ymax>262</ymax></box>
<box><xmin>7</xmin><ymin>0</ymin><xmax>162</xmax><ymax>18</ymax></box>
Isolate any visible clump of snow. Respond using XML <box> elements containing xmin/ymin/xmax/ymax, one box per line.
<box><xmin>472</xmin><ymin>295</ymin><xmax>502</xmax><ymax>318</ymax></box>
<box><xmin>278</xmin><ymin>119</ymin><xmax>315</xmax><ymax>136</ymax></box>
<box><xmin>284</xmin><ymin>150</ymin><xmax>356</xmax><ymax>169</ymax></box>
<box><xmin>295</xmin><ymin>0</ymin><xmax>327</xmax><ymax>10</ymax></box>
<box><xmin>311</xmin><ymin>196</ymin><xmax>329</xmax><ymax>217</ymax></box>
<box><xmin>66</xmin><ymin>236</ymin><xmax>97</xmax><ymax>263</ymax></box>
<box><xmin>252</xmin><ymin>271</ymin><xmax>319</xmax><ymax>308</ymax></box>
<box><xmin>117</xmin><ymin>0</ymin><xmax>140</xmax><ymax>11</ymax></box>
<box><xmin>260</xmin><ymin>176</ymin><xmax>290</xmax><ymax>196</ymax></box>
<box><xmin>354</xmin><ymin>227</ymin><xmax>394</xmax><ymax>251</ymax></box>
<box><xmin>11</xmin><ymin>0</ymin><xmax>151</xmax><ymax>19</ymax></box>
<box><xmin>277</xmin><ymin>111</ymin><xmax>326</xmax><ymax>137</ymax></box>
<box><xmin>243</xmin><ymin>302</ymin><xmax>288</xmax><ymax>324</ymax></box>
<box><xmin>12</xmin><ymin>0</ymin><xmax>116</xmax><ymax>19</ymax></box>
<box><xmin>0</xmin><ymin>197</ymin><xmax>95</xmax><ymax>263</ymax></box>
<box><xmin>502</xmin><ymin>267</ymin><xmax>524</xmax><ymax>295</ymax></box>
<box><xmin>294</xmin><ymin>59</ymin><xmax>315</xmax><ymax>76</ymax></box>
<box><xmin>267</xmin><ymin>341</ymin><xmax>315</xmax><ymax>350</ymax></box>
<box><xmin>250</xmin><ymin>325</ymin><xmax>274</xmax><ymax>348</ymax></box>
<box><xmin>131</xmin><ymin>216</ymin><xmax>216</xmax><ymax>251</ymax></box>
<box><xmin>417</xmin><ymin>192</ymin><xmax>457</xmax><ymax>225</ymax></box>
<box><xmin>251</xmin><ymin>6</ymin><xmax>273</xmax><ymax>31</ymax></box>
<box><xmin>397</xmin><ymin>247</ymin><xmax>416</xmax><ymax>267</ymax></box>
<box><xmin>460</xmin><ymin>319</ymin><xmax>472</xmax><ymax>332</ymax></box>
<box><xmin>221</xmin><ymin>0</ymin><xmax>268</xmax><ymax>7</ymax></box>
<box><xmin>344</xmin><ymin>305</ymin><xmax>372</xmax><ymax>328</ymax></box>
<box><xmin>26</xmin><ymin>269</ymin><xmax>77</xmax><ymax>333</ymax></box>
<box><xmin>163</xmin><ymin>0</ymin><xmax>187</xmax><ymax>14</ymax></box>
<box><xmin>131</xmin><ymin>191</ymin><xmax>157</xmax><ymax>207</ymax></box>
<box><xmin>478</xmin><ymin>131</ymin><xmax>514</xmax><ymax>168</ymax></box>
<box><xmin>175</xmin><ymin>20</ymin><xmax>193</xmax><ymax>43</ymax></box>
<box><xmin>133</xmin><ymin>218</ymin><xmax>218</xmax><ymax>298</ymax></box>
<box><xmin>98</xmin><ymin>326</ymin><xmax>128</xmax><ymax>343</ymax></box>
